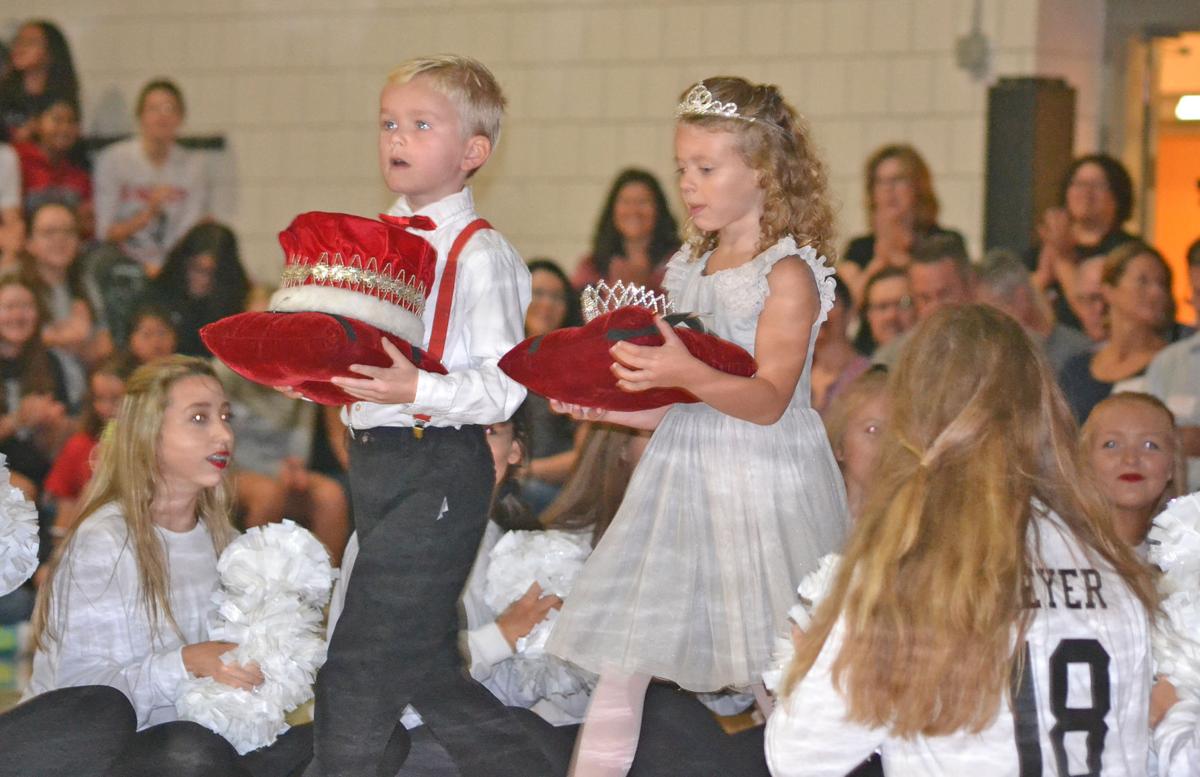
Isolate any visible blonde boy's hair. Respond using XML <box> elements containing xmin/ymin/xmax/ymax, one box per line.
<box><xmin>387</xmin><ymin>55</ymin><xmax>506</xmax><ymax>147</ymax></box>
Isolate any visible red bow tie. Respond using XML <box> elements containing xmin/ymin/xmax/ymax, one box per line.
<box><xmin>380</xmin><ymin>214</ymin><xmax>436</xmax><ymax>231</ymax></box>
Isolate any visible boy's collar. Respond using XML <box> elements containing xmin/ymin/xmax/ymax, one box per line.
<box><xmin>388</xmin><ymin>187</ymin><xmax>474</xmax><ymax>228</ymax></box>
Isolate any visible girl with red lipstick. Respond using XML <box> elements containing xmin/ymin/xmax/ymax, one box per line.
<box><xmin>24</xmin><ymin>356</ymin><xmax>311</xmax><ymax>776</ymax></box>
<box><xmin>1081</xmin><ymin>392</ymin><xmax>1187</xmax><ymax>549</ymax></box>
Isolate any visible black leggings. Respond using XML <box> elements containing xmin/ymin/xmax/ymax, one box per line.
<box><xmin>0</xmin><ymin>685</ymin><xmax>134</xmax><ymax>777</ymax></box>
<box><xmin>107</xmin><ymin>719</ymin><xmax>312</xmax><ymax>777</ymax></box>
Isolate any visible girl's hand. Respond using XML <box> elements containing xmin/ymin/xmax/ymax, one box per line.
<box><xmin>609</xmin><ymin>317</ymin><xmax>701</xmax><ymax>393</ymax></box>
<box><xmin>1151</xmin><ymin>677</ymin><xmax>1181</xmax><ymax>729</ymax></box>
<box><xmin>496</xmin><ymin>582</ymin><xmax>563</xmax><ymax>651</ymax></box>
<box><xmin>549</xmin><ymin>399</ymin><xmax>608</xmax><ymax>422</ymax></box>
<box><xmin>182</xmin><ymin>641</ymin><xmax>265</xmax><ymax>691</ymax></box>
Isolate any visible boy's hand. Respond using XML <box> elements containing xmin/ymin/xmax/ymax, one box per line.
<box><xmin>331</xmin><ymin>338</ymin><xmax>419</xmax><ymax>405</ymax></box>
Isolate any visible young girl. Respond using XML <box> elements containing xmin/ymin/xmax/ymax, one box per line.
<box><xmin>546</xmin><ymin>77</ymin><xmax>848</xmax><ymax>776</ymax></box>
<box><xmin>25</xmin><ymin>356</ymin><xmax>310</xmax><ymax>776</ymax></box>
<box><xmin>822</xmin><ymin>367</ymin><xmax>889</xmax><ymax>520</ymax></box>
<box><xmin>765</xmin><ymin>304</ymin><xmax>1158</xmax><ymax>776</ymax></box>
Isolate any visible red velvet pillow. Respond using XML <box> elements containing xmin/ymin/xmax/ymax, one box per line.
<box><xmin>499</xmin><ymin>307</ymin><xmax>757</xmax><ymax>411</ymax></box>
<box><xmin>200</xmin><ymin>311</ymin><xmax>446</xmax><ymax>406</ymax></box>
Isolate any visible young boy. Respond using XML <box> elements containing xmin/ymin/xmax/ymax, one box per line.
<box><xmin>304</xmin><ymin>56</ymin><xmax>552</xmax><ymax>777</ymax></box>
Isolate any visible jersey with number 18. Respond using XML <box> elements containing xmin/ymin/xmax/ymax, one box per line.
<box><xmin>765</xmin><ymin>509</ymin><xmax>1152</xmax><ymax>777</ymax></box>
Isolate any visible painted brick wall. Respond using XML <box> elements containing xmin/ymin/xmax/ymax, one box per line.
<box><xmin>15</xmin><ymin>0</ymin><xmax>1095</xmax><ymax>281</ymax></box>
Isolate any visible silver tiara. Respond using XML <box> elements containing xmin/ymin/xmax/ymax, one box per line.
<box><xmin>580</xmin><ymin>281</ymin><xmax>674</xmax><ymax>323</ymax></box>
<box><xmin>676</xmin><ymin>83</ymin><xmax>756</xmax><ymax>123</ymax></box>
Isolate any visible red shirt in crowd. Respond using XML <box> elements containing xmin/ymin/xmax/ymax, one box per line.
<box><xmin>43</xmin><ymin>431</ymin><xmax>97</xmax><ymax>501</ymax></box>
<box><xmin>14</xmin><ymin>141</ymin><xmax>92</xmax><ymax>213</ymax></box>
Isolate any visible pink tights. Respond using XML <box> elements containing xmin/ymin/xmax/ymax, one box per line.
<box><xmin>569</xmin><ymin>668</ymin><xmax>651</xmax><ymax>777</ymax></box>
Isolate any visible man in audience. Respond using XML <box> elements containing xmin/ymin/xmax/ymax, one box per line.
<box><xmin>976</xmin><ymin>249</ymin><xmax>1092</xmax><ymax>373</ymax></box>
<box><xmin>856</xmin><ymin>267</ymin><xmax>914</xmax><ymax>355</ymax></box>
<box><xmin>873</xmin><ymin>233</ymin><xmax>973</xmax><ymax>366</ymax></box>
<box><xmin>1068</xmin><ymin>254</ymin><xmax>1108</xmax><ymax>343</ymax></box>
<box><xmin>1145</xmin><ymin>237</ymin><xmax>1200</xmax><ymax>490</ymax></box>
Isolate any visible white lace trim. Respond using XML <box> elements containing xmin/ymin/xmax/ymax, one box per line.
<box><xmin>752</xmin><ymin>236</ymin><xmax>837</xmax><ymax>327</ymax></box>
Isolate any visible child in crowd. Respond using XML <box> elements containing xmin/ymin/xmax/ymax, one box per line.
<box><xmin>13</xmin><ymin>97</ymin><xmax>92</xmax><ymax>234</ymax></box>
<box><xmin>822</xmin><ymin>367</ymin><xmax>889</xmax><ymax>521</ymax></box>
<box><xmin>547</xmin><ymin>77</ymin><xmax>848</xmax><ymax>776</ymax></box>
<box><xmin>766</xmin><ymin>304</ymin><xmax>1158</xmax><ymax>776</ymax></box>
<box><xmin>44</xmin><ymin>356</ymin><xmax>129</xmax><ymax>532</ymax></box>
<box><xmin>120</xmin><ymin>304</ymin><xmax>178</xmax><ymax>368</ymax></box>
<box><xmin>24</xmin><ymin>356</ymin><xmax>310</xmax><ymax>777</ymax></box>
<box><xmin>300</xmin><ymin>55</ymin><xmax>550</xmax><ymax>777</ymax></box>
<box><xmin>1082</xmin><ymin>392</ymin><xmax>1186</xmax><ymax>550</ymax></box>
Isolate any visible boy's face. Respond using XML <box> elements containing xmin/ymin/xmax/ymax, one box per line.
<box><xmin>378</xmin><ymin>76</ymin><xmax>489</xmax><ymax>209</ymax></box>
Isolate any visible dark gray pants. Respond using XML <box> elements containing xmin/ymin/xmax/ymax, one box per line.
<box><xmin>306</xmin><ymin>425</ymin><xmax>552</xmax><ymax>777</ymax></box>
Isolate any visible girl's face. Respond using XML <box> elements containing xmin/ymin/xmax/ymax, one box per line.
<box><xmin>1066</xmin><ymin>162</ymin><xmax>1118</xmax><ymax>228</ymax></box>
<box><xmin>612</xmin><ymin>182</ymin><xmax>658</xmax><ymax>244</ymax></box>
<box><xmin>187</xmin><ymin>253</ymin><xmax>219</xmax><ymax>298</ymax></box>
<box><xmin>485</xmin><ymin>422</ymin><xmax>522</xmax><ymax>486</ymax></box>
<box><xmin>1087</xmin><ymin>400</ymin><xmax>1174</xmax><ymax>542</ymax></box>
<box><xmin>675</xmin><ymin>123</ymin><xmax>764</xmax><ymax>239</ymax></box>
<box><xmin>1104</xmin><ymin>253</ymin><xmax>1170</xmax><ymax>331</ymax></box>
<box><xmin>837</xmin><ymin>392</ymin><xmax>888</xmax><ymax>494</ymax></box>
<box><xmin>9</xmin><ymin>24</ymin><xmax>47</xmax><ymax>72</ymax></box>
<box><xmin>526</xmin><ymin>268</ymin><xmax>569</xmax><ymax>337</ymax></box>
<box><xmin>129</xmin><ymin>315</ymin><xmax>177</xmax><ymax>363</ymax></box>
<box><xmin>36</xmin><ymin>102</ymin><xmax>80</xmax><ymax>155</ymax></box>
<box><xmin>0</xmin><ymin>284</ymin><xmax>39</xmax><ymax>347</ymax></box>
<box><xmin>91</xmin><ymin>373</ymin><xmax>125</xmax><ymax>423</ymax></box>
<box><xmin>157</xmin><ymin>375</ymin><xmax>233</xmax><ymax>496</ymax></box>
<box><xmin>138</xmin><ymin>88</ymin><xmax>183</xmax><ymax>144</ymax></box>
<box><xmin>27</xmin><ymin>204</ymin><xmax>79</xmax><ymax>271</ymax></box>
<box><xmin>870</xmin><ymin>156</ymin><xmax>917</xmax><ymax>221</ymax></box>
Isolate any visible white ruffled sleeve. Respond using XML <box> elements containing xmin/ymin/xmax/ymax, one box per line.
<box><xmin>752</xmin><ymin>236</ymin><xmax>837</xmax><ymax>327</ymax></box>
<box><xmin>0</xmin><ymin>455</ymin><xmax>38</xmax><ymax>596</ymax></box>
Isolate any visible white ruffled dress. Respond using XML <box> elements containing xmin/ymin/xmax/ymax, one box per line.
<box><xmin>545</xmin><ymin>237</ymin><xmax>849</xmax><ymax>691</ymax></box>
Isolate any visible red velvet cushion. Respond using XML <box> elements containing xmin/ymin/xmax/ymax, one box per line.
<box><xmin>499</xmin><ymin>307</ymin><xmax>757</xmax><ymax>411</ymax></box>
<box><xmin>200</xmin><ymin>311</ymin><xmax>446</xmax><ymax>406</ymax></box>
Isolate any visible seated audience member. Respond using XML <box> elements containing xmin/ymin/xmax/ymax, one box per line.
<box><xmin>44</xmin><ymin>356</ymin><xmax>129</xmax><ymax>534</ymax></box>
<box><xmin>92</xmin><ymin>78</ymin><xmax>210</xmax><ymax>276</ymax></box>
<box><xmin>1081</xmin><ymin>392</ymin><xmax>1186</xmax><ymax>550</ymax></box>
<box><xmin>1068</xmin><ymin>253</ymin><xmax>1108</xmax><ymax>343</ymax></box>
<box><xmin>872</xmin><ymin>232</ymin><xmax>973</xmax><ymax>367</ymax></box>
<box><xmin>812</xmin><ymin>279</ymin><xmax>870</xmax><ymax>415</ymax></box>
<box><xmin>24</xmin><ymin>356</ymin><xmax>311</xmax><ymax>776</ymax></box>
<box><xmin>840</xmin><ymin>144</ymin><xmax>965</xmax><ymax>304</ymax></box>
<box><xmin>0</xmin><ymin>274</ymin><xmax>73</xmax><ymax>496</ymax></box>
<box><xmin>852</xmin><ymin>266</ymin><xmax>913</xmax><ymax>355</ymax></box>
<box><xmin>118</xmin><ymin>303</ymin><xmax>178</xmax><ymax>370</ymax></box>
<box><xmin>1027</xmin><ymin>153</ymin><xmax>1138</xmax><ymax>330</ymax></box>
<box><xmin>0</xmin><ymin>20</ymin><xmax>79</xmax><ymax>144</ymax></box>
<box><xmin>975</xmin><ymin>249</ymin><xmax>1092</xmax><ymax>373</ymax></box>
<box><xmin>822</xmin><ymin>368</ymin><xmax>888</xmax><ymax>521</ymax></box>
<box><xmin>0</xmin><ymin>142</ymin><xmax>23</xmax><ymax>268</ymax></box>
<box><xmin>766</xmin><ymin>304</ymin><xmax>1157</xmax><ymax>776</ymax></box>
<box><xmin>1059</xmin><ymin>240</ymin><xmax>1172</xmax><ymax>422</ymax></box>
<box><xmin>141</xmin><ymin>222</ymin><xmax>249</xmax><ymax>358</ymax></box>
<box><xmin>572</xmin><ymin>168</ymin><xmax>680</xmax><ymax>292</ymax></box>
<box><xmin>520</xmin><ymin>259</ymin><xmax>586</xmax><ymax>515</ymax></box>
<box><xmin>13</xmin><ymin>97</ymin><xmax>92</xmax><ymax>234</ymax></box>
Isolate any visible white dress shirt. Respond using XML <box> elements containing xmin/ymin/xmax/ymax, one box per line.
<box><xmin>342</xmin><ymin>187</ymin><xmax>529</xmax><ymax>430</ymax></box>
<box><xmin>24</xmin><ymin>503</ymin><xmax>219</xmax><ymax>729</ymax></box>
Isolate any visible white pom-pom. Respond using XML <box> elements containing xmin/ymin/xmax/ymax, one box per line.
<box><xmin>177</xmin><ymin>520</ymin><xmax>335</xmax><ymax>754</ymax></box>
<box><xmin>764</xmin><ymin>553</ymin><xmax>841</xmax><ymax>694</ymax></box>
<box><xmin>0</xmin><ymin>454</ymin><xmax>39</xmax><ymax>596</ymax></box>
<box><xmin>1148</xmin><ymin>493</ymin><xmax>1200</xmax><ymax>701</ymax></box>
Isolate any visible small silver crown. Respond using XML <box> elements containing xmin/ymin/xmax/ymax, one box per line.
<box><xmin>580</xmin><ymin>280</ymin><xmax>674</xmax><ymax>323</ymax></box>
<box><xmin>676</xmin><ymin>82</ymin><xmax>756</xmax><ymax>123</ymax></box>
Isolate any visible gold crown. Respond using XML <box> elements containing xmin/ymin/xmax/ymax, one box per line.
<box><xmin>580</xmin><ymin>280</ymin><xmax>674</xmax><ymax>323</ymax></box>
<box><xmin>279</xmin><ymin>252</ymin><xmax>429</xmax><ymax>316</ymax></box>
<box><xmin>676</xmin><ymin>83</ymin><xmax>756</xmax><ymax>123</ymax></box>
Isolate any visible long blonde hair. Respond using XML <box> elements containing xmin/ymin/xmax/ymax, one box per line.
<box><xmin>34</xmin><ymin>356</ymin><xmax>236</xmax><ymax>649</ymax></box>
<box><xmin>782</xmin><ymin>305</ymin><xmax>1157</xmax><ymax>736</ymax></box>
<box><xmin>678</xmin><ymin>77</ymin><xmax>835</xmax><ymax>261</ymax></box>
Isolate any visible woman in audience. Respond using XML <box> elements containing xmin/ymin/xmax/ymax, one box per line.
<box><xmin>0</xmin><ymin>20</ymin><xmax>79</xmax><ymax>143</ymax></box>
<box><xmin>14</xmin><ymin>97</ymin><xmax>92</xmax><ymax>234</ymax></box>
<box><xmin>142</xmin><ymin>221</ymin><xmax>250</xmax><ymax>358</ymax></box>
<box><xmin>93</xmin><ymin>79</ymin><xmax>211</xmax><ymax>276</ymax></box>
<box><xmin>812</xmin><ymin>279</ymin><xmax>870</xmax><ymax>415</ymax></box>
<box><xmin>1081</xmin><ymin>392</ymin><xmax>1185</xmax><ymax>550</ymax></box>
<box><xmin>1059</xmin><ymin>240</ymin><xmax>1173</xmax><ymax>422</ymax></box>
<box><xmin>572</xmin><ymin>168</ymin><xmax>680</xmax><ymax>292</ymax></box>
<box><xmin>1028</xmin><ymin>153</ymin><xmax>1138</xmax><ymax>329</ymax></box>
<box><xmin>821</xmin><ymin>368</ymin><xmax>889</xmax><ymax>521</ymax></box>
<box><xmin>840</xmin><ymin>144</ymin><xmax>965</xmax><ymax>303</ymax></box>
<box><xmin>766</xmin><ymin>304</ymin><xmax>1157</xmax><ymax>775</ymax></box>
<box><xmin>521</xmin><ymin>259</ymin><xmax>585</xmax><ymax>515</ymax></box>
<box><xmin>26</xmin><ymin>356</ymin><xmax>311</xmax><ymax>777</ymax></box>
<box><xmin>0</xmin><ymin>274</ymin><xmax>73</xmax><ymax>496</ymax></box>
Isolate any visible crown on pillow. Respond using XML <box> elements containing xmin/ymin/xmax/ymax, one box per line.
<box><xmin>580</xmin><ymin>280</ymin><xmax>674</xmax><ymax>323</ymax></box>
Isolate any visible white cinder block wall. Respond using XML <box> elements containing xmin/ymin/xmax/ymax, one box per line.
<box><xmin>17</xmin><ymin>0</ymin><xmax>1099</xmax><ymax>282</ymax></box>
